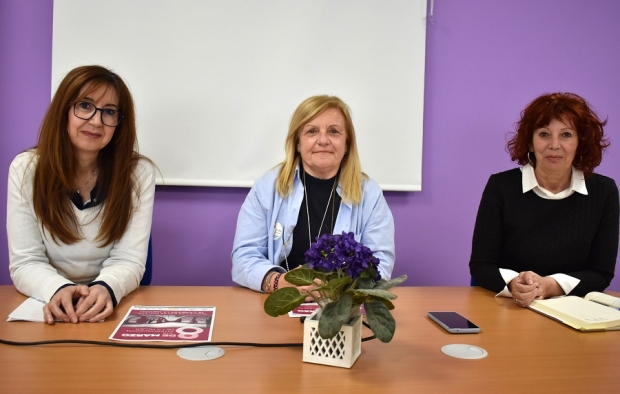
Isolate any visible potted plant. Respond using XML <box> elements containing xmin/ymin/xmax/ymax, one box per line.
<box><xmin>264</xmin><ymin>231</ymin><xmax>407</xmax><ymax>343</ymax></box>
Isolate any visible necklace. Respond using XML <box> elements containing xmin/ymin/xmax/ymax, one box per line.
<box><xmin>76</xmin><ymin>171</ymin><xmax>98</xmax><ymax>194</ymax></box>
<box><xmin>303</xmin><ymin>168</ymin><xmax>338</xmax><ymax>249</ymax></box>
<box><xmin>281</xmin><ymin>170</ymin><xmax>338</xmax><ymax>272</ymax></box>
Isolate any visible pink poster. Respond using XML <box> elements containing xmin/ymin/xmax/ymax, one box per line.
<box><xmin>110</xmin><ymin>306</ymin><xmax>216</xmax><ymax>342</ymax></box>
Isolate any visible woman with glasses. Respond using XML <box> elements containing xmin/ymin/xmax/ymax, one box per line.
<box><xmin>7</xmin><ymin>65</ymin><xmax>156</xmax><ymax>324</ymax></box>
<box><xmin>231</xmin><ymin>95</ymin><xmax>395</xmax><ymax>297</ymax></box>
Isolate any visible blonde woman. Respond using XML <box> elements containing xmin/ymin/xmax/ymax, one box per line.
<box><xmin>232</xmin><ymin>95</ymin><xmax>395</xmax><ymax>295</ymax></box>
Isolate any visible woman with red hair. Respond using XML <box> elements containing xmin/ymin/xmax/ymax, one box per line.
<box><xmin>469</xmin><ymin>93</ymin><xmax>619</xmax><ymax>307</ymax></box>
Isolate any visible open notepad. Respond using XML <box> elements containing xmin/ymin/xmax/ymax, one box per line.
<box><xmin>528</xmin><ymin>292</ymin><xmax>620</xmax><ymax>332</ymax></box>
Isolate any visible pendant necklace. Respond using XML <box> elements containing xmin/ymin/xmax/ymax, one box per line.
<box><xmin>303</xmin><ymin>168</ymin><xmax>338</xmax><ymax>249</ymax></box>
<box><xmin>281</xmin><ymin>169</ymin><xmax>338</xmax><ymax>272</ymax></box>
<box><xmin>76</xmin><ymin>171</ymin><xmax>98</xmax><ymax>194</ymax></box>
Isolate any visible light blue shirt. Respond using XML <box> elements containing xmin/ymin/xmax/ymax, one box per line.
<box><xmin>231</xmin><ymin>165</ymin><xmax>395</xmax><ymax>291</ymax></box>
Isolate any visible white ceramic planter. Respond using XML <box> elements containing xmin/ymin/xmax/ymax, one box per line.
<box><xmin>302</xmin><ymin>310</ymin><xmax>362</xmax><ymax>368</ymax></box>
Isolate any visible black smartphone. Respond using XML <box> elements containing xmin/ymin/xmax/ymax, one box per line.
<box><xmin>427</xmin><ymin>311</ymin><xmax>481</xmax><ymax>334</ymax></box>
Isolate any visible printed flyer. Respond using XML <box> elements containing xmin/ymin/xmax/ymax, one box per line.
<box><xmin>288</xmin><ymin>303</ymin><xmax>319</xmax><ymax>317</ymax></box>
<box><xmin>110</xmin><ymin>306</ymin><xmax>216</xmax><ymax>342</ymax></box>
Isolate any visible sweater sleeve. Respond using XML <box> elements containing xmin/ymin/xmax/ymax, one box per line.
<box><xmin>565</xmin><ymin>177</ymin><xmax>619</xmax><ymax>296</ymax></box>
<box><xmin>469</xmin><ymin>174</ymin><xmax>509</xmax><ymax>292</ymax></box>
<box><xmin>7</xmin><ymin>153</ymin><xmax>74</xmax><ymax>302</ymax></box>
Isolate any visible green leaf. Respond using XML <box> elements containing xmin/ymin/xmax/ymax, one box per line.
<box><xmin>318</xmin><ymin>292</ymin><xmax>353</xmax><ymax>339</ymax></box>
<box><xmin>263</xmin><ymin>287</ymin><xmax>306</xmax><ymax>316</ymax></box>
<box><xmin>322</xmin><ymin>276</ymin><xmax>352</xmax><ymax>294</ymax></box>
<box><xmin>356</xmin><ymin>277</ymin><xmax>376</xmax><ymax>290</ymax></box>
<box><xmin>375</xmin><ymin>274</ymin><xmax>408</xmax><ymax>290</ymax></box>
<box><xmin>349</xmin><ymin>291</ymin><xmax>369</xmax><ymax>306</ymax></box>
<box><xmin>366</xmin><ymin>296</ymin><xmax>394</xmax><ymax>310</ymax></box>
<box><xmin>354</xmin><ymin>288</ymin><xmax>398</xmax><ymax>300</ymax></box>
<box><xmin>365</xmin><ymin>299</ymin><xmax>396</xmax><ymax>343</ymax></box>
<box><xmin>283</xmin><ymin>268</ymin><xmax>316</xmax><ymax>286</ymax></box>
<box><xmin>375</xmin><ymin>298</ymin><xmax>394</xmax><ymax>310</ymax></box>
<box><xmin>354</xmin><ymin>267</ymin><xmax>377</xmax><ymax>282</ymax></box>
<box><xmin>313</xmin><ymin>271</ymin><xmax>329</xmax><ymax>283</ymax></box>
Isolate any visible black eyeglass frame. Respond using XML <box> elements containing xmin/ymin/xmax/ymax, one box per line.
<box><xmin>72</xmin><ymin>101</ymin><xmax>123</xmax><ymax>127</ymax></box>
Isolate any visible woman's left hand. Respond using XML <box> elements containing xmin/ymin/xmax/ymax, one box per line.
<box><xmin>74</xmin><ymin>284</ymin><xmax>114</xmax><ymax>322</ymax></box>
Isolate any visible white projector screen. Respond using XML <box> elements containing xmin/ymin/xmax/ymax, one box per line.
<box><xmin>52</xmin><ymin>0</ymin><xmax>427</xmax><ymax>190</ymax></box>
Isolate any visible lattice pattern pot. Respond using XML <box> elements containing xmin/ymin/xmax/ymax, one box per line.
<box><xmin>302</xmin><ymin>310</ymin><xmax>362</xmax><ymax>368</ymax></box>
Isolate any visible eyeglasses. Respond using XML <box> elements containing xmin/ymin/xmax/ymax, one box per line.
<box><xmin>73</xmin><ymin>101</ymin><xmax>122</xmax><ymax>127</ymax></box>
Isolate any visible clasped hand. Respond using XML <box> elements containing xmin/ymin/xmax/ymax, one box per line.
<box><xmin>509</xmin><ymin>271</ymin><xmax>563</xmax><ymax>308</ymax></box>
<box><xmin>43</xmin><ymin>284</ymin><xmax>113</xmax><ymax>324</ymax></box>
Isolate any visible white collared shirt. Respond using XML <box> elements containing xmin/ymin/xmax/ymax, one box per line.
<box><xmin>496</xmin><ymin>164</ymin><xmax>587</xmax><ymax>298</ymax></box>
<box><xmin>521</xmin><ymin>163</ymin><xmax>588</xmax><ymax>199</ymax></box>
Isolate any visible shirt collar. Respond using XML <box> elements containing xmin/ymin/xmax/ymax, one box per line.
<box><xmin>521</xmin><ymin>163</ymin><xmax>588</xmax><ymax>200</ymax></box>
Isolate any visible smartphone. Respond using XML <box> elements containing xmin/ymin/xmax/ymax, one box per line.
<box><xmin>427</xmin><ymin>311</ymin><xmax>481</xmax><ymax>334</ymax></box>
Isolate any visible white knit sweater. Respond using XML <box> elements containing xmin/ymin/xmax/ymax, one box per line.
<box><xmin>7</xmin><ymin>151</ymin><xmax>156</xmax><ymax>303</ymax></box>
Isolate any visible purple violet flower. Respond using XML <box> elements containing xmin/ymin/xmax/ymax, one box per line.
<box><xmin>304</xmin><ymin>231</ymin><xmax>381</xmax><ymax>281</ymax></box>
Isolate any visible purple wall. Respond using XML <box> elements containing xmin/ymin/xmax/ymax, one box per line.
<box><xmin>2</xmin><ymin>0</ymin><xmax>620</xmax><ymax>291</ymax></box>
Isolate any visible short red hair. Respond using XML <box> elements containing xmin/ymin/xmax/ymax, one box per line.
<box><xmin>506</xmin><ymin>92</ymin><xmax>608</xmax><ymax>178</ymax></box>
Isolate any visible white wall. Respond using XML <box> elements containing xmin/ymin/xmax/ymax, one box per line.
<box><xmin>52</xmin><ymin>0</ymin><xmax>427</xmax><ymax>190</ymax></box>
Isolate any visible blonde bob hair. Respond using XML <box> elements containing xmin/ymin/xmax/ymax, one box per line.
<box><xmin>276</xmin><ymin>95</ymin><xmax>366</xmax><ymax>204</ymax></box>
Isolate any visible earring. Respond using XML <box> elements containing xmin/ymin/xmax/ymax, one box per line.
<box><xmin>527</xmin><ymin>151</ymin><xmax>534</xmax><ymax>166</ymax></box>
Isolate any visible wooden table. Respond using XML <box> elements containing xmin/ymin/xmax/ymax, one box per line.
<box><xmin>1</xmin><ymin>286</ymin><xmax>618</xmax><ymax>393</ymax></box>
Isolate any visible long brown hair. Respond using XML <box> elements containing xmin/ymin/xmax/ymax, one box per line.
<box><xmin>33</xmin><ymin>65</ymin><xmax>146</xmax><ymax>246</ymax></box>
<box><xmin>277</xmin><ymin>95</ymin><xmax>365</xmax><ymax>204</ymax></box>
<box><xmin>506</xmin><ymin>92</ymin><xmax>609</xmax><ymax>178</ymax></box>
